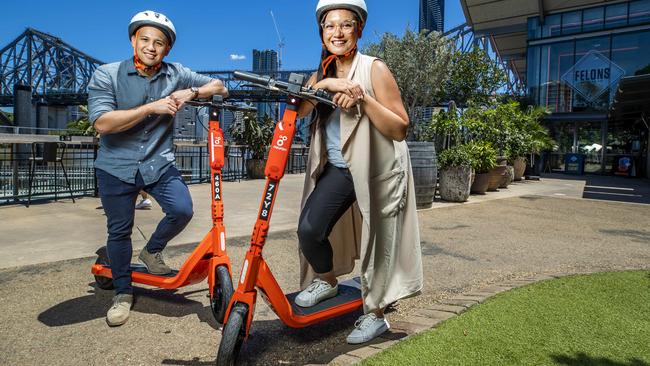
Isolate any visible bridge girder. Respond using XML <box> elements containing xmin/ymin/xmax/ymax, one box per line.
<box><xmin>0</xmin><ymin>28</ymin><xmax>103</xmax><ymax>106</ymax></box>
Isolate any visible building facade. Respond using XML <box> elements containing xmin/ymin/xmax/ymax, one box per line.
<box><xmin>252</xmin><ymin>49</ymin><xmax>279</xmax><ymax>119</ymax></box>
<box><xmin>420</xmin><ymin>0</ymin><xmax>445</xmax><ymax>33</ymax></box>
<box><xmin>461</xmin><ymin>0</ymin><xmax>650</xmax><ymax>177</ymax></box>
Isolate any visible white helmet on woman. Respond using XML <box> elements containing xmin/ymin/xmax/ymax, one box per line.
<box><xmin>316</xmin><ymin>0</ymin><xmax>368</xmax><ymax>25</ymax></box>
<box><xmin>128</xmin><ymin>10</ymin><xmax>176</xmax><ymax>47</ymax></box>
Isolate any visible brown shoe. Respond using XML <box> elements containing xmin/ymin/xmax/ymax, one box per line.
<box><xmin>138</xmin><ymin>248</ymin><xmax>172</xmax><ymax>275</ymax></box>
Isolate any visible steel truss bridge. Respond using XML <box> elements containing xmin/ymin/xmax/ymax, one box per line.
<box><xmin>0</xmin><ymin>25</ymin><xmax>522</xmax><ymax>108</ymax></box>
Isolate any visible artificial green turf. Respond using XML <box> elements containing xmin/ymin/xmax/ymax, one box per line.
<box><xmin>363</xmin><ymin>271</ymin><xmax>650</xmax><ymax>366</ymax></box>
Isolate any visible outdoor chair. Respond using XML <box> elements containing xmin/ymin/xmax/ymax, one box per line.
<box><xmin>27</xmin><ymin>142</ymin><xmax>75</xmax><ymax>207</ymax></box>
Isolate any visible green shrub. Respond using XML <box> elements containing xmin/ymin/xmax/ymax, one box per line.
<box><xmin>466</xmin><ymin>140</ymin><xmax>497</xmax><ymax>173</ymax></box>
<box><xmin>438</xmin><ymin>144</ymin><xmax>473</xmax><ymax>170</ymax></box>
<box><xmin>228</xmin><ymin>112</ymin><xmax>275</xmax><ymax>159</ymax></box>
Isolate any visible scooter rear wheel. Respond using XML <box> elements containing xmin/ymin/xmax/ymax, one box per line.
<box><xmin>210</xmin><ymin>265</ymin><xmax>234</xmax><ymax>323</ymax></box>
<box><xmin>94</xmin><ymin>250</ymin><xmax>114</xmax><ymax>290</ymax></box>
<box><xmin>216</xmin><ymin>303</ymin><xmax>248</xmax><ymax>366</ymax></box>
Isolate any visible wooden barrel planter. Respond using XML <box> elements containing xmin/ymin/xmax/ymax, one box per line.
<box><xmin>471</xmin><ymin>172</ymin><xmax>490</xmax><ymax>194</ymax></box>
<box><xmin>487</xmin><ymin>165</ymin><xmax>507</xmax><ymax>191</ymax></box>
<box><xmin>407</xmin><ymin>142</ymin><xmax>437</xmax><ymax>209</ymax></box>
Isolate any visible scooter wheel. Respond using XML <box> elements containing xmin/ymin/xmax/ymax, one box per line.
<box><xmin>210</xmin><ymin>265</ymin><xmax>234</xmax><ymax>323</ymax></box>
<box><xmin>216</xmin><ymin>303</ymin><xmax>247</xmax><ymax>366</ymax></box>
<box><xmin>94</xmin><ymin>252</ymin><xmax>114</xmax><ymax>290</ymax></box>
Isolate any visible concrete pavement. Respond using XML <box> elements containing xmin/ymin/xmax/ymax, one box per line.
<box><xmin>0</xmin><ymin>173</ymin><xmax>649</xmax><ymax>365</ymax></box>
<box><xmin>0</xmin><ymin>173</ymin><xmax>588</xmax><ymax>269</ymax></box>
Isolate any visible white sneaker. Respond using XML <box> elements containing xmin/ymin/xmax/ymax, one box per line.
<box><xmin>346</xmin><ymin>313</ymin><xmax>389</xmax><ymax>344</ymax></box>
<box><xmin>294</xmin><ymin>279</ymin><xmax>338</xmax><ymax>307</ymax></box>
<box><xmin>106</xmin><ymin>294</ymin><xmax>133</xmax><ymax>327</ymax></box>
<box><xmin>135</xmin><ymin>198</ymin><xmax>152</xmax><ymax>210</ymax></box>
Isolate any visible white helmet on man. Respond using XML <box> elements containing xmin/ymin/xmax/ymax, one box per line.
<box><xmin>128</xmin><ymin>10</ymin><xmax>176</xmax><ymax>47</ymax></box>
<box><xmin>316</xmin><ymin>0</ymin><xmax>368</xmax><ymax>25</ymax></box>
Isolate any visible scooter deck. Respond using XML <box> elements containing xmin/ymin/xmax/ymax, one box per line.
<box><xmin>99</xmin><ymin>263</ymin><xmax>178</xmax><ymax>278</ymax></box>
<box><xmin>285</xmin><ymin>277</ymin><xmax>362</xmax><ymax>316</ymax></box>
<box><xmin>130</xmin><ymin>263</ymin><xmax>178</xmax><ymax>277</ymax></box>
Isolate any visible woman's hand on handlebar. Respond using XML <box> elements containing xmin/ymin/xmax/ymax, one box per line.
<box><xmin>333</xmin><ymin>92</ymin><xmax>363</xmax><ymax>109</ymax></box>
<box><xmin>315</xmin><ymin>78</ymin><xmax>364</xmax><ymax>100</ymax></box>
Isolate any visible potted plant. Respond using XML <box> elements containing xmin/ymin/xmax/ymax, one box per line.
<box><xmin>437</xmin><ymin>144</ymin><xmax>473</xmax><ymax>202</ymax></box>
<box><xmin>228</xmin><ymin>112</ymin><xmax>275</xmax><ymax>179</ymax></box>
<box><xmin>466</xmin><ymin>141</ymin><xmax>496</xmax><ymax>194</ymax></box>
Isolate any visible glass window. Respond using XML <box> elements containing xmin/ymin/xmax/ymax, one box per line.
<box><xmin>629</xmin><ymin>0</ymin><xmax>650</xmax><ymax>25</ymax></box>
<box><xmin>605</xmin><ymin>3</ymin><xmax>628</xmax><ymax>29</ymax></box>
<box><xmin>528</xmin><ymin>17</ymin><xmax>541</xmax><ymax>40</ymax></box>
<box><xmin>582</xmin><ymin>7</ymin><xmax>604</xmax><ymax>32</ymax></box>
<box><xmin>562</xmin><ymin>11</ymin><xmax>582</xmax><ymax>34</ymax></box>
<box><xmin>539</xmin><ymin>41</ymin><xmax>574</xmax><ymax>112</ymax></box>
<box><xmin>527</xmin><ymin>46</ymin><xmax>541</xmax><ymax>104</ymax></box>
<box><xmin>572</xmin><ymin>37</ymin><xmax>611</xmax><ymax>113</ymax></box>
<box><xmin>542</xmin><ymin>14</ymin><xmax>562</xmax><ymax>38</ymax></box>
<box><xmin>612</xmin><ymin>30</ymin><xmax>650</xmax><ymax>77</ymax></box>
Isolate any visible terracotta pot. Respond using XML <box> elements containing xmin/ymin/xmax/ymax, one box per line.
<box><xmin>439</xmin><ymin>166</ymin><xmax>472</xmax><ymax>202</ymax></box>
<box><xmin>487</xmin><ymin>165</ymin><xmax>507</xmax><ymax>191</ymax></box>
<box><xmin>471</xmin><ymin>172</ymin><xmax>490</xmax><ymax>194</ymax></box>
<box><xmin>500</xmin><ymin>165</ymin><xmax>514</xmax><ymax>188</ymax></box>
<box><xmin>513</xmin><ymin>157</ymin><xmax>526</xmax><ymax>181</ymax></box>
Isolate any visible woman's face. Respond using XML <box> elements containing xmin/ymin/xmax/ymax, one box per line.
<box><xmin>321</xmin><ymin>9</ymin><xmax>360</xmax><ymax>56</ymax></box>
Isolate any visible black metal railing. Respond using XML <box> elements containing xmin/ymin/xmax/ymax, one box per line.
<box><xmin>1</xmin><ymin>140</ymin><xmax>309</xmax><ymax>205</ymax></box>
<box><xmin>0</xmin><ymin>142</ymin><xmax>97</xmax><ymax>204</ymax></box>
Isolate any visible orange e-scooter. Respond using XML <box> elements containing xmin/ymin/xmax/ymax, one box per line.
<box><xmin>216</xmin><ymin>71</ymin><xmax>363</xmax><ymax>365</ymax></box>
<box><xmin>91</xmin><ymin>96</ymin><xmax>256</xmax><ymax>324</ymax></box>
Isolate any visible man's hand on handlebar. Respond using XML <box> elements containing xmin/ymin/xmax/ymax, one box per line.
<box><xmin>148</xmin><ymin>97</ymin><xmax>178</xmax><ymax>116</ymax></box>
<box><xmin>169</xmin><ymin>89</ymin><xmax>196</xmax><ymax>109</ymax></box>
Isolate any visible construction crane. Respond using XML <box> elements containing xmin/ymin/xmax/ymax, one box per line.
<box><xmin>270</xmin><ymin>11</ymin><xmax>285</xmax><ymax>70</ymax></box>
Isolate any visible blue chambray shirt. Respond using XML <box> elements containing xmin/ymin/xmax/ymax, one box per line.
<box><xmin>87</xmin><ymin>58</ymin><xmax>213</xmax><ymax>185</ymax></box>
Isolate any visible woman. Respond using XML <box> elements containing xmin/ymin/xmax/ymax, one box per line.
<box><xmin>295</xmin><ymin>0</ymin><xmax>423</xmax><ymax>344</ymax></box>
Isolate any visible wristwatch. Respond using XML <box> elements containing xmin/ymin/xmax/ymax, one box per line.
<box><xmin>190</xmin><ymin>86</ymin><xmax>199</xmax><ymax>99</ymax></box>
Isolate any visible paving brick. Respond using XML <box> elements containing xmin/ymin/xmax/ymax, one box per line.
<box><xmin>400</xmin><ymin>315</ymin><xmax>440</xmax><ymax>327</ymax></box>
<box><xmin>367</xmin><ymin>338</ymin><xmax>399</xmax><ymax>350</ymax></box>
<box><xmin>415</xmin><ymin>308</ymin><xmax>457</xmax><ymax>322</ymax></box>
<box><xmin>455</xmin><ymin>294</ymin><xmax>490</xmax><ymax>303</ymax></box>
<box><xmin>440</xmin><ymin>298</ymin><xmax>480</xmax><ymax>307</ymax></box>
<box><xmin>465</xmin><ymin>291</ymin><xmax>498</xmax><ymax>298</ymax></box>
<box><xmin>427</xmin><ymin>303</ymin><xmax>468</xmax><ymax>314</ymax></box>
<box><xmin>389</xmin><ymin>320</ymin><xmax>432</xmax><ymax>334</ymax></box>
<box><xmin>328</xmin><ymin>353</ymin><xmax>362</xmax><ymax>366</ymax></box>
<box><xmin>378</xmin><ymin>329</ymin><xmax>409</xmax><ymax>341</ymax></box>
<box><xmin>347</xmin><ymin>346</ymin><xmax>384</xmax><ymax>359</ymax></box>
<box><xmin>481</xmin><ymin>285</ymin><xmax>514</xmax><ymax>293</ymax></box>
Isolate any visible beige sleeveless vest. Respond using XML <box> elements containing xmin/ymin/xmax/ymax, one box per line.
<box><xmin>299</xmin><ymin>52</ymin><xmax>423</xmax><ymax>312</ymax></box>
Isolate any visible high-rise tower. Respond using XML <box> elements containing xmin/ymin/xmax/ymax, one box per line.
<box><xmin>419</xmin><ymin>0</ymin><xmax>444</xmax><ymax>33</ymax></box>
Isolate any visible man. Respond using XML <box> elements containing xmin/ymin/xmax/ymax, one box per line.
<box><xmin>88</xmin><ymin>10</ymin><xmax>228</xmax><ymax>326</ymax></box>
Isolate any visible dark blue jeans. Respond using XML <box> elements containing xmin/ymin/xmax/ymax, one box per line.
<box><xmin>96</xmin><ymin>166</ymin><xmax>193</xmax><ymax>294</ymax></box>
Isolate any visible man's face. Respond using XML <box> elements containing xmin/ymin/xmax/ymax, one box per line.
<box><xmin>130</xmin><ymin>26</ymin><xmax>170</xmax><ymax>66</ymax></box>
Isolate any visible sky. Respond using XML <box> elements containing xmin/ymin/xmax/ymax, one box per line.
<box><xmin>1</xmin><ymin>0</ymin><xmax>466</xmax><ymax>71</ymax></box>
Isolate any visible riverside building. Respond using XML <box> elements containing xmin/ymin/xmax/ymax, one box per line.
<box><xmin>461</xmin><ymin>0</ymin><xmax>650</xmax><ymax>177</ymax></box>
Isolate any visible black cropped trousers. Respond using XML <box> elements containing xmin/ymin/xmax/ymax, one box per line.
<box><xmin>297</xmin><ymin>163</ymin><xmax>357</xmax><ymax>274</ymax></box>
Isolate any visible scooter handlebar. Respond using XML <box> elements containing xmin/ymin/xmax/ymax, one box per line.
<box><xmin>233</xmin><ymin>70</ymin><xmax>335</xmax><ymax>107</ymax></box>
<box><xmin>233</xmin><ymin>71</ymin><xmax>274</xmax><ymax>87</ymax></box>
